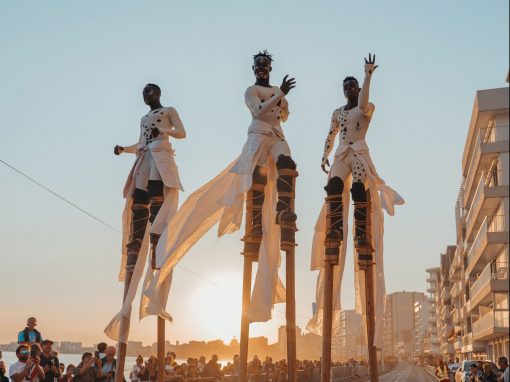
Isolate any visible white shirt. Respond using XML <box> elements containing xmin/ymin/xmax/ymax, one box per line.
<box><xmin>130</xmin><ymin>364</ymin><xmax>142</xmax><ymax>382</ymax></box>
<box><xmin>9</xmin><ymin>361</ymin><xmax>39</xmax><ymax>382</ymax></box>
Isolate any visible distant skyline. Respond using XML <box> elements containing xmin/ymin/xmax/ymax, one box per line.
<box><xmin>0</xmin><ymin>0</ymin><xmax>508</xmax><ymax>346</ymax></box>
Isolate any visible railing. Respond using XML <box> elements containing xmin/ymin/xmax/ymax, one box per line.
<box><xmin>470</xmin><ymin>261</ymin><xmax>509</xmax><ymax>298</ymax></box>
<box><xmin>473</xmin><ymin>311</ymin><xmax>510</xmax><ymax>336</ymax></box>
<box><xmin>467</xmin><ymin>215</ymin><xmax>506</xmax><ymax>267</ymax></box>
<box><xmin>464</xmin><ymin>122</ymin><xmax>497</xmax><ymax>207</ymax></box>
<box><xmin>466</xmin><ymin>169</ymin><xmax>503</xmax><ymax>239</ymax></box>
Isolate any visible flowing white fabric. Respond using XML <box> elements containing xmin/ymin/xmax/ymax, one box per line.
<box><xmin>307</xmin><ymin>140</ymin><xmax>404</xmax><ymax>348</ymax></box>
<box><xmin>143</xmin><ymin>128</ymin><xmax>287</xmax><ymax>323</ymax></box>
<box><xmin>104</xmin><ymin>148</ymin><xmax>180</xmax><ymax>343</ymax></box>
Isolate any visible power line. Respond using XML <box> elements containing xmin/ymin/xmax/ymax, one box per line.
<box><xmin>0</xmin><ymin>158</ymin><xmax>120</xmax><ymax>233</ymax></box>
<box><xmin>0</xmin><ymin>158</ymin><xmax>218</xmax><ymax>286</ymax></box>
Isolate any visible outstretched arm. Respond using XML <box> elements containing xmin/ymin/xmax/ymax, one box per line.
<box><xmin>114</xmin><ymin>128</ymin><xmax>142</xmax><ymax>155</ymax></box>
<box><xmin>155</xmin><ymin>107</ymin><xmax>186</xmax><ymax>139</ymax></box>
<box><xmin>321</xmin><ymin>110</ymin><xmax>341</xmax><ymax>173</ymax></box>
<box><xmin>358</xmin><ymin>53</ymin><xmax>378</xmax><ymax>116</ymax></box>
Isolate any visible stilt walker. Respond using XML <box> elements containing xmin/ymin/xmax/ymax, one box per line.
<box><xmin>307</xmin><ymin>54</ymin><xmax>404</xmax><ymax>382</ymax></box>
<box><xmin>104</xmin><ymin>83</ymin><xmax>186</xmax><ymax>382</ymax></box>
<box><xmin>142</xmin><ymin>51</ymin><xmax>298</xmax><ymax>382</ymax></box>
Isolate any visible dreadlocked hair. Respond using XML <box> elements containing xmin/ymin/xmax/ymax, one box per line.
<box><xmin>253</xmin><ymin>50</ymin><xmax>273</xmax><ymax>62</ymax></box>
<box><xmin>343</xmin><ymin>76</ymin><xmax>359</xmax><ymax>85</ymax></box>
<box><xmin>145</xmin><ymin>83</ymin><xmax>161</xmax><ymax>92</ymax></box>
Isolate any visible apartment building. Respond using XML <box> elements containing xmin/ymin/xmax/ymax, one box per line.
<box><xmin>445</xmin><ymin>85</ymin><xmax>509</xmax><ymax>361</ymax></box>
<box><xmin>438</xmin><ymin>246</ymin><xmax>456</xmax><ymax>360</ymax></box>
<box><xmin>413</xmin><ymin>298</ymin><xmax>431</xmax><ymax>357</ymax></box>
<box><xmin>424</xmin><ymin>267</ymin><xmax>441</xmax><ymax>356</ymax></box>
<box><xmin>332</xmin><ymin>310</ymin><xmax>367</xmax><ymax>361</ymax></box>
<box><xmin>383</xmin><ymin>291</ymin><xmax>428</xmax><ymax>359</ymax></box>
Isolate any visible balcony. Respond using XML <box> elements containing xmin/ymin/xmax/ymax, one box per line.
<box><xmin>453</xmin><ymin>336</ymin><xmax>463</xmax><ymax>351</ymax></box>
<box><xmin>451</xmin><ymin>280</ymin><xmax>461</xmax><ymax>299</ymax></box>
<box><xmin>465</xmin><ymin>169</ymin><xmax>508</xmax><ymax>241</ymax></box>
<box><xmin>473</xmin><ymin>310</ymin><xmax>510</xmax><ymax>341</ymax></box>
<box><xmin>427</xmin><ymin>285</ymin><xmax>437</xmax><ymax>293</ymax></box>
<box><xmin>452</xmin><ymin>307</ymin><xmax>463</xmax><ymax>325</ymax></box>
<box><xmin>461</xmin><ymin>333</ymin><xmax>486</xmax><ymax>354</ymax></box>
<box><xmin>467</xmin><ymin>262</ymin><xmax>509</xmax><ymax>312</ymax></box>
<box><xmin>466</xmin><ymin>215</ymin><xmax>508</xmax><ymax>278</ymax></box>
<box><xmin>442</xmin><ymin>288</ymin><xmax>451</xmax><ymax>305</ymax></box>
<box><xmin>449</xmin><ymin>244</ymin><xmax>463</xmax><ymax>280</ymax></box>
<box><xmin>463</xmin><ymin>124</ymin><xmax>506</xmax><ymax>208</ymax></box>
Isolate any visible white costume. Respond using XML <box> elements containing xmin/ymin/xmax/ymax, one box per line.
<box><xmin>307</xmin><ymin>72</ymin><xmax>404</xmax><ymax>348</ymax></box>
<box><xmin>142</xmin><ymin>85</ymin><xmax>294</xmax><ymax>323</ymax></box>
<box><xmin>105</xmin><ymin>106</ymin><xmax>185</xmax><ymax>343</ymax></box>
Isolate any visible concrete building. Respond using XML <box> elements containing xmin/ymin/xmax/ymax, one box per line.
<box><xmin>413</xmin><ymin>298</ymin><xmax>431</xmax><ymax>357</ymax></box>
<box><xmin>383</xmin><ymin>291</ymin><xmax>428</xmax><ymax>359</ymax></box>
<box><xmin>332</xmin><ymin>310</ymin><xmax>367</xmax><ymax>361</ymax></box>
<box><xmin>458</xmin><ymin>86</ymin><xmax>509</xmax><ymax>361</ymax></box>
<box><xmin>434</xmin><ymin>84</ymin><xmax>509</xmax><ymax>362</ymax></box>
<box><xmin>424</xmin><ymin>268</ymin><xmax>441</xmax><ymax>357</ymax></box>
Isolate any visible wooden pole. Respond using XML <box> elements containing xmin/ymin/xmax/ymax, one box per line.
<box><xmin>157</xmin><ymin>317</ymin><xmax>165</xmax><ymax>382</ymax></box>
<box><xmin>239</xmin><ymin>255</ymin><xmax>253</xmax><ymax>382</ymax></box>
<box><xmin>357</xmin><ymin>190</ymin><xmax>378</xmax><ymax>382</ymax></box>
<box><xmin>286</xmin><ymin>248</ymin><xmax>297</xmax><ymax>382</ymax></box>
<box><xmin>320</xmin><ymin>259</ymin><xmax>334</xmax><ymax>382</ymax></box>
<box><xmin>115</xmin><ymin>271</ymin><xmax>132</xmax><ymax>382</ymax></box>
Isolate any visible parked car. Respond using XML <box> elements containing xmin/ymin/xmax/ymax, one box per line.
<box><xmin>455</xmin><ymin>360</ymin><xmax>499</xmax><ymax>382</ymax></box>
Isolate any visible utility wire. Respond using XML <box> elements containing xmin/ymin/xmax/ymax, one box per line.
<box><xmin>0</xmin><ymin>158</ymin><xmax>218</xmax><ymax>286</ymax></box>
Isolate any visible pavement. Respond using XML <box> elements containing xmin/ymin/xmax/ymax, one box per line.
<box><xmin>364</xmin><ymin>362</ymin><xmax>437</xmax><ymax>382</ymax></box>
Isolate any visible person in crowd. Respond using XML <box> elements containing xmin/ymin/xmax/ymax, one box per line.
<box><xmin>59</xmin><ymin>364</ymin><xmax>65</xmax><ymax>381</ymax></box>
<box><xmin>138</xmin><ymin>357</ymin><xmax>157</xmax><ymax>382</ymax></box>
<box><xmin>197</xmin><ymin>357</ymin><xmax>206</xmax><ymax>375</ymax></box>
<box><xmin>99</xmin><ymin>346</ymin><xmax>116</xmax><ymax>382</ymax></box>
<box><xmin>435</xmin><ymin>359</ymin><xmax>450</xmax><ymax>382</ymax></box>
<box><xmin>62</xmin><ymin>365</ymin><xmax>74</xmax><ymax>382</ymax></box>
<box><xmin>73</xmin><ymin>353</ymin><xmax>102</xmax><ymax>382</ymax></box>
<box><xmin>186</xmin><ymin>365</ymin><xmax>198</xmax><ymax>380</ymax></box>
<box><xmin>39</xmin><ymin>340</ymin><xmax>61</xmax><ymax>382</ymax></box>
<box><xmin>498</xmin><ymin>357</ymin><xmax>509</xmax><ymax>382</ymax></box>
<box><xmin>96</xmin><ymin>344</ymin><xmax>107</xmax><ymax>361</ymax></box>
<box><xmin>481</xmin><ymin>363</ymin><xmax>498</xmax><ymax>382</ymax></box>
<box><xmin>201</xmin><ymin>355</ymin><xmax>222</xmax><ymax>381</ymax></box>
<box><xmin>9</xmin><ymin>344</ymin><xmax>45</xmax><ymax>382</ymax></box>
<box><xmin>1</xmin><ymin>351</ymin><xmax>9</xmax><ymax>382</ymax></box>
<box><xmin>469</xmin><ymin>363</ymin><xmax>482</xmax><ymax>382</ymax></box>
<box><xmin>130</xmin><ymin>356</ymin><xmax>144</xmax><ymax>382</ymax></box>
<box><xmin>231</xmin><ymin>355</ymin><xmax>240</xmax><ymax>377</ymax></box>
<box><xmin>18</xmin><ymin>318</ymin><xmax>43</xmax><ymax>345</ymax></box>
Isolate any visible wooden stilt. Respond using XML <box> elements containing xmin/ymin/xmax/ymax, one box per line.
<box><xmin>157</xmin><ymin>317</ymin><xmax>165</xmax><ymax>382</ymax></box>
<box><xmin>286</xmin><ymin>247</ymin><xmax>297</xmax><ymax>382</ymax></box>
<box><xmin>239</xmin><ymin>256</ymin><xmax>253</xmax><ymax>382</ymax></box>
<box><xmin>115</xmin><ymin>271</ymin><xmax>133</xmax><ymax>382</ymax></box>
<box><xmin>356</xmin><ymin>190</ymin><xmax>378</xmax><ymax>382</ymax></box>
<box><xmin>320</xmin><ymin>258</ymin><xmax>335</xmax><ymax>382</ymax></box>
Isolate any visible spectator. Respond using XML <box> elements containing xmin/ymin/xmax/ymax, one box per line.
<box><xmin>73</xmin><ymin>353</ymin><xmax>103</xmax><ymax>382</ymax></box>
<box><xmin>201</xmin><ymin>355</ymin><xmax>222</xmax><ymax>381</ymax></box>
<box><xmin>469</xmin><ymin>363</ymin><xmax>481</xmax><ymax>382</ymax></box>
<box><xmin>138</xmin><ymin>356</ymin><xmax>157</xmax><ymax>382</ymax></box>
<box><xmin>96</xmin><ymin>344</ymin><xmax>107</xmax><ymax>361</ymax></box>
<box><xmin>197</xmin><ymin>357</ymin><xmax>206</xmax><ymax>375</ymax></box>
<box><xmin>1</xmin><ymin>351</ymin><xmax>8</xmax><ymax>382</ymax></box>
<box><xmin>99</xmin><ymin>347</ymin><xmax>117</xmax><ymax>382</ymax></box>
<box><xmin>481</xmin><ymin>363</ymin><xmax>497</xmax><ymax>382</ymax></box>
<box><xmin>39</xmin><ymin>340</ymin><xmax>61</xmax><ymax>382</ymax></box>
<box><xmin>59</xmin><ymin>364</ymin><xmax>65</xmax><ymax>381</ymax></box>
<box><xmin>186</xmin><ymin>365</ymin><xmax>198</xmax><ymax>380</ymax></box>
<box><xmin>62</xmin><ymin>365</ymin><xmax>74</xmax><ymax>382</ymax></box>
<box><xmin>130</xmin><ymin>356</ymin><xmax>144</xmax><ymax>382</ymax></box>
<box><xmin>9</xmin><ymin>344</ymin><xmax>45</xmax><ymax>382</ymax></box>
<box><xmin>498</xmin><ymin>357</ymin><xmax>509</xmax><ymax>382</ymax></box>
<box><xmin>435</xmin><ymin>360</ymin><xmax>450</xmax><ymax>382</ymax></box>
<box><xmin>231</xmin><ymin>355</ymin><xmax>240</xmax><ymax>377</ymax></box>
<box><xmin>18</xmin><ymin>318</ymin><xmax>43</xmax><ymax>345</ymax></box>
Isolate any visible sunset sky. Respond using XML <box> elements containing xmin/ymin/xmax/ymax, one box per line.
<box><xmin>0</xmin><ymin>1</ymin><xmax>508</xmax><ymax>346</ymax></box>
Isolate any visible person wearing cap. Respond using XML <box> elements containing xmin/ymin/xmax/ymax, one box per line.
<box><xmin>39</xmin><ymin>341</ymin><xmax>61</xmax><ymax>382</ymax></box>
<box><xmin>9</xmin><ymin>344</ymin><xmax>45</xmax><ymax>382</ymax></box>
<box><xmin>18</xmin><ymin>318</ymin><xmax>43</xmax><ymax>345</ymax></box>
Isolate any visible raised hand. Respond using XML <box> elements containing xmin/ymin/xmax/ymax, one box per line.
<box><xmin>364</xmin><ymin>53</ymin><xmax>379</xmax><ymax>76</ymax></box>
<box><xmin>114</xmin><ymin>145</ymin><xmax>124</xmax><ymax>155</ymax></box>
<box><xmin>280</xmin><ymin>75</ymin><xmax>296</xmax><ymax>95</ymax></box>
<box><xmin>321</xmin><ymin>158</ymin><xmax>330</xmax><ymax>174</ymax></box>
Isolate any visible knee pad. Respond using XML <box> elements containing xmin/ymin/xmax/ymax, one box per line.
<box><xmin>324</xmin><ymin>177</ymin><xmax>344</xmax><ymax>195</ymax></box>
<box><xmin>350</xmin><ymin>181</ymin><xmax>367</xmax><ymax>202</ymax></box>
<box><xmin>147</xmin><ymin>180</ymin><xmax>164</xmax><ymax>197</ymax></box>
<box><xmin>276</xmin><ymin>155</ymin><xmax>296</xmax><ymax>170</ymax></box>
<box><xmin>252</xmin><ymin>166</ymin><xmax>268</xmax><ymax>186</ymax></box>
<box><xmin>132</xmin><ymin>188</ymin><xmax>150</xmax><ymax>205</ymax></box>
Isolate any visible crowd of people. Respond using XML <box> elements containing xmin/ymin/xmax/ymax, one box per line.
<box><xmin>434</xmin><ymin>357</ymin><xmax>509</xmax><ymax>382</ymax></box>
